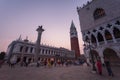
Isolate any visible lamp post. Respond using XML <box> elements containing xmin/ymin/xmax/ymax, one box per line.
<box><xmin>85</xmin><ymin>39</ymin><xmax>96</xmax><ymax>73</ymax></box>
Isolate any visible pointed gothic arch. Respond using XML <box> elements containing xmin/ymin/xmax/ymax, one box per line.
<box><xmin>113</xmin><ymin>27</ymin><xmax>120</xmax><ymax>39</ymax></box>
<box><xmin>103</xmin><ymin>48</ymin><xmax>120</xmax><ymax>65</ymax></box>
<box><xmin>89</xmin><ymin>50</ymin><xmax>100</xmax><ymax>62</ymax></box>
<box><xmin>91</xmin><ymin>34</ymin><xmax>97</xmax><ymax>44</ymax></box>
<box><xmin>97</xmin><ymin>32</ymin><xmax>104</xmax><ymax>42</ymax></box>
<box><xmin>105</xmin><ymin>30</ymin><xmax>112</xmax><ymax>40</ymax></box>
<box><xmin>85</xmin><ymin>36</ymin><xmax>89</xmax><ymax>42</ymax></box>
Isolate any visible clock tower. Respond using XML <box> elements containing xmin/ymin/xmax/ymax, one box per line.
<box><xmin>70</xmin><ymin>21</ymin><xmax>80</xmax><ymax>59</ymax></box>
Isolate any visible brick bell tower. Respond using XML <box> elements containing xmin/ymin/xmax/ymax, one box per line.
<box><xmin>70</xmin><ymin>21</ymin><xmax>80</xmax><ymax>59</ymax></box>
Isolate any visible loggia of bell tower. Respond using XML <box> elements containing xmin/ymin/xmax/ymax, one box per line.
<box><xmin>77</xmin><ymin>0</ymin><xmax>120</xmax><ymax>65</ymax></box>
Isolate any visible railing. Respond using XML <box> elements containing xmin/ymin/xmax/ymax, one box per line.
<box><xmin>107</xmin><ymin>40</ymin><xmax>114</xmax><ymax>43</ymax></box>
<box><xmin>99</xmin><ymin>41</ymin><xmax>105</xmax><ymax>45</ymax></box>
<box><xmin>98</xmin><ymin>38</ymin><xmax>120</xmax><ymax>46</ymax></box>
<box><xmin>116</xmin><ymin>38</ymin><xmax>120</xmax><ymax>42</ymax></box>
<box><xmin>84</xmin><ymin>38</ymin><xmax>120</xmax><ymax>49</ymax></box>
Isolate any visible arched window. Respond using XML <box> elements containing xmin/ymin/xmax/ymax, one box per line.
<box><xmin>91</xmin><ymin>34</ymin><xmax>96</xmax><ymax>43</ymax></box>
<box><xmin>20</xmin><ymin>46</ymin><xmax>23</xmax><ymax>52</ymax></box>
<box><xmin>39</xmin><ymin>49</ymin><xmax>41</xmax><ymax>53</ymax></box>
<box><xmin>105</xmin><ymin>30</ymin><xmax>112</xmax><ymax>40</ymax></box>
<box><xmin>42</xmin><ymin>49</ymin><xmax>44</xmax><ymax>54</ymax></box>
<box><xmin>97</xmin><ymin>32</ymin><xmax>104</xmax><ymax>42</ymax></box>
<box><xmin>49</xmin><ymin>50</ymin><xmax>50</xmax><ymax>54</ymax></box>
<box><xmin>93</xmin><ymin>8</ymin><xmax>106</xmax><ymax>20</ymax></box>
<box><xmin>30</xmin><ymin>47</ymin><xmax>33</xmax><ymax>53</ymax></box>
<box><xmin>85</xmin><ymin>36</ymin><xmax>89</xmax><ymax>42</ymax></box>
<box><xmin>45</xmin><ymin>50</ymin><xmax>48</xmax><ymax>54</ymax></box>
<box><xmin>89</xmin><ymin>34</ymin><xmax>97</xmax><ymax>46</ymax></box>
<box><xmin>25</xmin><ymin>47</ymin><xmax>28</xmax><ymax>53</ymax></box>
<box><xmin>113</xmin><ymin>27</ymin><xmax>120</xmax><ymax>39</ymax></box>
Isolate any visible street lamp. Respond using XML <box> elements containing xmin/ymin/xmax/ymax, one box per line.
<box><xmin>85</xmin><ymin>39</ymin><xmax>96</xmax><ymax>73</ymax></box>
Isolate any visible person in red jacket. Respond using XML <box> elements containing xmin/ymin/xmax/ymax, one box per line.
<box><xmin>96</xmin><ymin>59</ymin><xmax>102</xmax><ymax>75</ymax></box>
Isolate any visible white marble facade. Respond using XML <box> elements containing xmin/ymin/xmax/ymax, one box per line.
<box><xmin>77</xmin><ymin>0</ymin><xmax>120</xmax><ymax>65</ymax></box>
<box><xmin>6</xmin><ymin>39</ymin><xmax>75</xmax><ymax>62</ymax></box>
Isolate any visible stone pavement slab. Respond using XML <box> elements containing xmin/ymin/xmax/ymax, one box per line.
<box><xmin>0</xmin><ymin>64</ymin><xmax>120</xmax><ymax>80</ymax></box>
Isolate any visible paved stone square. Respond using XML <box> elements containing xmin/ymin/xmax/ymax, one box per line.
<box><xmin>0</xmin><ymin>64</ymin><xmax>120</xmax><ymax>80</ymax></box>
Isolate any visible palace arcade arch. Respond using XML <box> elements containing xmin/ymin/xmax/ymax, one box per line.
<box><xmin>113</xmin><ymin>27</ymin><xmax>120</xmax><ymax>39</ymax></box>
<box><xmin>103</xmin><ymin>48</ymin><xmax>120</xmax><ymax>65</ymax></box>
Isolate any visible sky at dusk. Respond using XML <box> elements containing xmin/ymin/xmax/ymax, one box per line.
<box><xmin>0</xmin><ymin>0</ymin><xmax>91</xmax><ymax>54</ymax></box>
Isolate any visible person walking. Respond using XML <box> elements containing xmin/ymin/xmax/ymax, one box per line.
<box><xmin>96</xmin><ymin>59</ymin><xmax>102</xmax><ymax>75</ymax></box>
<box><xmin>10</xmin><ymin>55</ymin><xmax>17</xmax><ymax>68</ymax></box>
<box><xmin>54</xmin><ymin>61</ymin><xmax>57</xmax><ymax>67</ymax></box>
<box><xmin>44</xmin><ymin>60</ymin><xmax>47</xmax><ymax>68</ymax></box>
<box><xmin>47</xmin><ymin>59</ymin><xmax>51</xmax><ymax>68</ymax></box>
<box><xmin>104</xmin><ymin>57</ymin><xmax>114</xmax><ymax>77</ymax></box>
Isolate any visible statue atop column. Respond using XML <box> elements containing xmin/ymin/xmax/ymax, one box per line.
<box><xmin>36</xmin><ymin>26</ymin><xmax>44</xmax><ymax>45</ymax></box>
<box><xmin>35</xmin><ymin>25</ymin><xmax>44</xmax><ymax>66</ymax></box>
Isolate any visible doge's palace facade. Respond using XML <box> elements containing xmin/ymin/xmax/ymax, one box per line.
<box><xmin>77</xmin><ymin>0</ymin><xmax>120</xmax><ymax>65</ymax></box>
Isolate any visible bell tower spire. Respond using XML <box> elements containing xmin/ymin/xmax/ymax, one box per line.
<box><xmin>70</xmin><ymin>20</ymin><xmax>78</xmax><ymax>38</ymax></box>
<box><xmin>70</xmin><ymin>20</ymin><xmax>80</xmax><ymax>59</ymax></box>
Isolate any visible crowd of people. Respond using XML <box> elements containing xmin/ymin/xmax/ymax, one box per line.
<box><xmin>0</xmin><ymin>54</ymin><xmax>115</xmax><ymax>77</ymax></box>
<box><xmin>8</xmin><ymin>58</ymin><xmax>83</xmax><ymax>68</ymax></box>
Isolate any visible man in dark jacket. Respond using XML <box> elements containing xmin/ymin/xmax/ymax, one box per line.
<box><xmin>104</xmin><ymin>57</ymin><xmax>114</xmax><ymax>76</ymax></box>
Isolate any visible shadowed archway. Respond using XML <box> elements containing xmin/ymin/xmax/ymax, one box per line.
<box><xmin>103</xmin><ymin>48</ymin><xmax>120</xmax><ymax>66</ymax></box>
<box><xmin>113</xmin><ymin>27</ymin><xmax>120</xmax><ymax>39</ymax></box>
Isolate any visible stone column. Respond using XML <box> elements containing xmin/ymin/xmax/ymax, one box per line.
<box><xmin>111</xmin><ymin>32</ymin><xmax>117</xmax><ymax>43</ymax></box>
<box><xmin>35</xmin><ymin>26</ymin><xmax>44</xmax><ymax>64</ymax></box>
<box><xmin>100</xmin><ymin>57</ymin><xmax>104</xmax><ymax>64</ymax></box>
<box><xmin>102</xmin><ymin>33</ymin><xmax>107</xmax><ymax>44</ymax></box>
<box><xmin>20</xmin><ymin>45</ymin><xmax>26</xmax><ymax>66</ymax></box>
<box><xmin>96</xmin><ymin>37</ymin><xmax>99</xmax><ymax>46</ymax></box>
